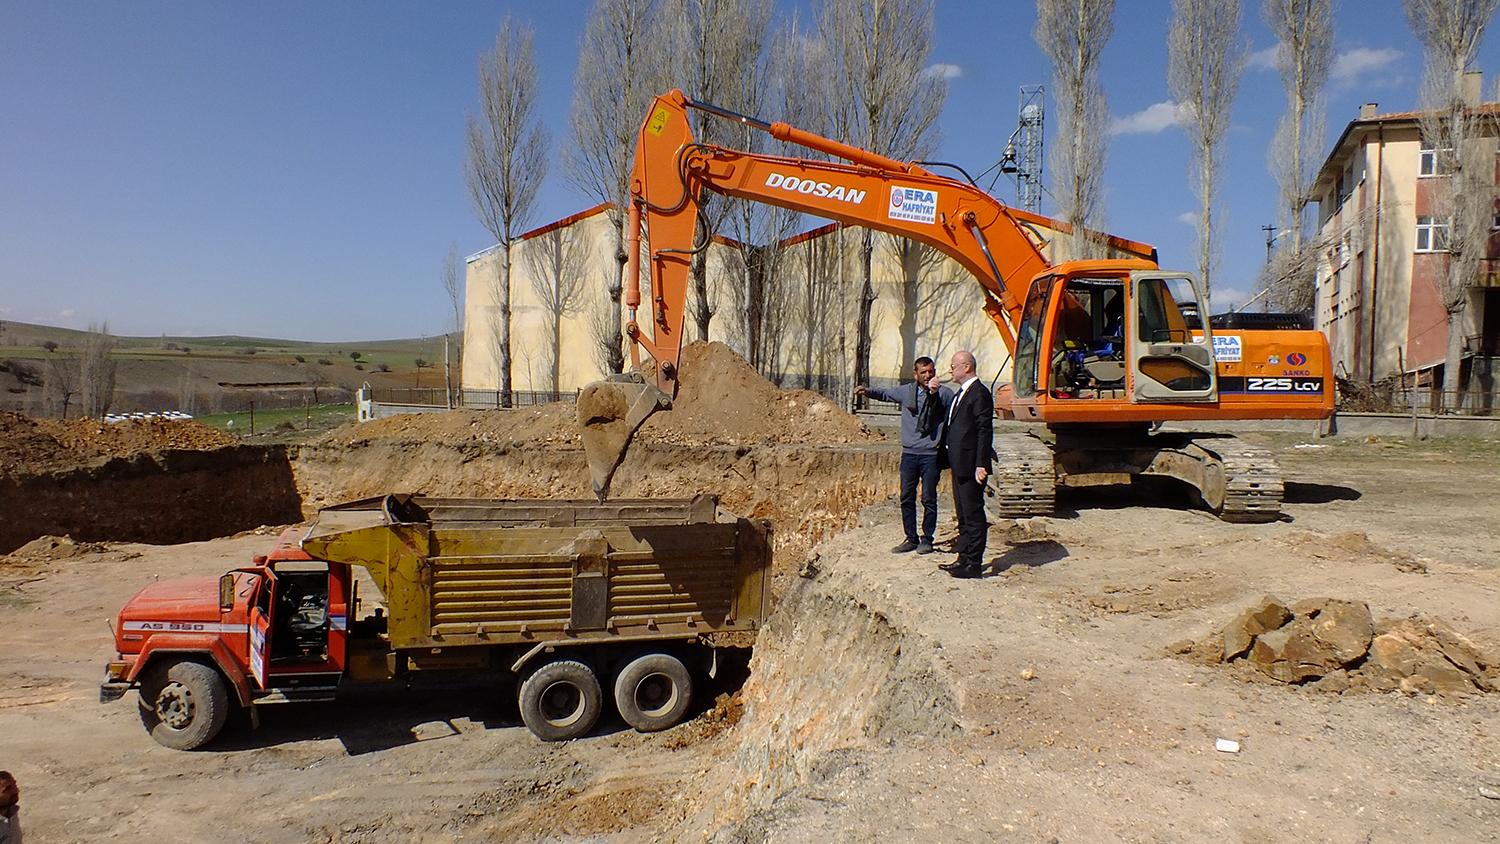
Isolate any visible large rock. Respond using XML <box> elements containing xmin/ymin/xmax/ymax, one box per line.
<box><xmin>1249</xmin><ymin>625</ymin><xmax>1341</xmax><ymax>683</ymax></box>
<box><xmin>1309</xmin><ymin>600</ymin><xmax>1373</xmax><ymax>664</ymax></box>
<box><xmin>1246</xmin><ymin>602</ymin><xmax>1373</xmax><ymax>684</ymax></box>
<box><xmin>1365</xmin><ymin>619</ymin><xmax>1487</xmax><ymax>697</ymax></box>
<box><xmin>1223</xmin><ymin>596</ymin><xmax>1291</xmax><ymax>661</ymax></box>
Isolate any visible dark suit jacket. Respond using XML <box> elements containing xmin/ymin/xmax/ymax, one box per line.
<box><xmin>942</xmin><ymin>379</ymin><xmax>995</xmax><ymax>476</ymax></box>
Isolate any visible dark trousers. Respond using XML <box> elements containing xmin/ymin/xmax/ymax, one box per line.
<box><xmin>951</xmin><ymin>472</ymin><xmax>988</xmax><ymax>566</ymax></box>
<box><xmin>899</xmin><ymin>451</ymin><xmax>941</xmax><ymax>544</ymax></box>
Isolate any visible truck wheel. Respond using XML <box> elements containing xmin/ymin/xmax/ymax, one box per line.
<box><xmin>137</xmin><ymin>660</ymin><xmax>231</xmax><ymax>750</ymax></box>
<box><xmin>613</xmin><ymin>652</ymin><xmax>692</xmax><ymax>732</ymax></box>
<box><xmin>518</xmin><ymin>659</ymin><xmax>602</xmax><ymax>742</ymax></box>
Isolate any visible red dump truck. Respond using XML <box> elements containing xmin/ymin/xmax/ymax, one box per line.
<box><xmin>101</xmin><ymin>494</ymin><xmax>770</xmax><ymax>749</ymax></box>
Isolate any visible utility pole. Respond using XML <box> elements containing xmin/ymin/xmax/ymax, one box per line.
<box><xmin>444</xmin><ymin>334</ymin><xmax>453</xmax><ymax>409</ymax></box>
<box><xmin>1261</xmin><ymin>223</ymin><xmax>1280</xmax><ymax>264</ymax></box>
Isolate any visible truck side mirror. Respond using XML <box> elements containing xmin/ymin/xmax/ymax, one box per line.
<box><xmin>219</xmin><ymin>573</ymin><xmax>236</xmax><ymax>611</ymax></box>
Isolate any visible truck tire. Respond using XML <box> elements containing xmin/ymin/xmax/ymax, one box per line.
<box><xmin>613</xmin><ymin>652</ymin><xmax>692</xmax><ymax>732</ymax></box>
<box><xmin>518</xmin><ymin>659</ymin><xmax>602</xmax><ymax>742</ymax></box>
<box><xmin>137</xmin><ymin>660</ymin><xmax>231</xmax><ymax>751</ymax></box>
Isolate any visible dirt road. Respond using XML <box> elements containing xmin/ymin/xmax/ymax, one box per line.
<box><xmin>3</xmin><ymin>431</ymin><xmax>1499</xmax><ymax>841</ymax></box>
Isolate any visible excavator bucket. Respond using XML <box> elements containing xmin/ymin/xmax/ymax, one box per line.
<box><xmin>578</xmin><ymin>373</ymin><xmax>672</xmax><ymax>500</ymax></box>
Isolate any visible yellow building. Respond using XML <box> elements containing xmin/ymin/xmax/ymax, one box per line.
<box><xmin>463</xmin><ymin>203</ymin><xmax>1103</xmax><ymax>403</ymax></box>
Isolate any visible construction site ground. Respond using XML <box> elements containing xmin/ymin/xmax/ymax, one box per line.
<box><xmin>4</xmin><ymin>422</ymin><xmax>1500</xmax><ymax>842</ymax></box>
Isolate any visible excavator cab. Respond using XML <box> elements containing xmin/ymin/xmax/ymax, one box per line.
<box><xmin>1014</xmin><ymin>265</ymin><xmax>1217</xmax><ymax>405</ymax></box>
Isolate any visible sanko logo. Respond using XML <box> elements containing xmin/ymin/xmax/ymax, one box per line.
<box><xmin>764</xmin><ymin>173</ymin><xmax>867</xmax><ymax>204</ymax></box>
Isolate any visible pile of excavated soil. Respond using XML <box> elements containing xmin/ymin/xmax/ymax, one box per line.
<box><xmin>0</xmin><ymin>412</ymin><xmax>70</xmax><ymax>475</ymax></box>
<box><xmin>638</xmin><ymin>341</ymin><xmax>875</xmax><ymax>446</ymax></box>
<box><xmin>318</xmin><ymin>342</ymin><xmax>878</xmax><ymax>450</ymax></box>
<box><xmin>0</xmin><ymin>411</ymin><xmax>237</xmax><ymax>476</ymax></box>
<box><xmin>38</xmin><ymin>416</ymin><xmax>237</xmax><ymax>457</ymax></box>
<box><xmin>1178</xmin><ymin>595</ymin><xmax>1499</xmax><ymax>697</ymax></box>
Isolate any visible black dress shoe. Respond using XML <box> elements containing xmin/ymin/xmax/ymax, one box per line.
<box><xmin>939</xmin><ymin>560</ymin><xmax>982</xmax><ymax>578</ymax></box>
<box><xmin>891</xmin><ymin>540</ymin><xmax>919</xmax><ymax>553</ymax></box>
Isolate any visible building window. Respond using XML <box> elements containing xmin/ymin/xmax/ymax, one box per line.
<box><xmin>1416</xmin><ymin>216</ymin><xmax>1450</xmax><ymax>252</ymax></box>
<box><xmin>1419</xmin><ymin>142</ymin><xmax>1454</xmax><ymax>177</ymax></box>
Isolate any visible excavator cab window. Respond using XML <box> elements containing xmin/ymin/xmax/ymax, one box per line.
<box><xmin>1129</xmin><ymin>273</ymin><xmax>1217</xmax><ymax>402</ymax></box>
<box><xmin>1137</xmin><ymin>277</ymin><xmax>1195</xmax><ymax>344</ymax></box>
<box><xmin>1048</xmin><ymin>278</ymin><xmax>1128</xmax><ymax>398</ymax></box>
<box><xmin>1013</xmin><ymin>275</ymin><xmax>1057</xmax><ymax>398</ymax></box>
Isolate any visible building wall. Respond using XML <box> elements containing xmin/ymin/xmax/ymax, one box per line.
<box><xmin>1316</xmin><ymin>120</ymin><xmax>1494</xmax><ymax>382</ymax></box>
<box><xmin>1315</xmin><ymin>128</ymin><xmax>1423</xmax><ymax>380</ymax></box>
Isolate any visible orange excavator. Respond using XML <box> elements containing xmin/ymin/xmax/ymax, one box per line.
<box><xmin>579</xmin><ymin>89</ymin><xmax>1334</xmax><ymax>522</ymax></box>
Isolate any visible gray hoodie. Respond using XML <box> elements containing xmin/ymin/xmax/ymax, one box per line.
<box><xmin>865</xmin><ymin>381</ymin><xmax>954</xmax><ymax>455</ymax></box>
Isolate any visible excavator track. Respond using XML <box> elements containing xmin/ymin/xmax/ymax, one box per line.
<box><xmin>985</xmin><ymin>431</ymin><xmax>1056</xmax><ymax>519</ymax></box>
<box><xmin>1182</xmin><ymin>435</ymin><xmax>1284</xmax><ymax>523</ymax></box>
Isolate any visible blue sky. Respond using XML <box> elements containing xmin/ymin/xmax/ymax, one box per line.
<box><xmin>0</xmin><ymin>1</ymin><xmax>1494</xmax><ymax>341</ymax></box>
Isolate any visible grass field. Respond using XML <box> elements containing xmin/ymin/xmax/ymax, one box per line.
<box><xmin>0</xmin><ymin>320</ymin><xmax>452</xmax><ymax>371</ymax></box>
<box><xmin>196</xmin><ymin>403</ymin><xmax>355</xmax><ymax>436</ymax></box>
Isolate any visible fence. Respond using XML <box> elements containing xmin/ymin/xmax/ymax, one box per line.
<box><xmin>363</xmin><ymin>386</ymin><xmax>580</xmax><ymax>410</ymax></box>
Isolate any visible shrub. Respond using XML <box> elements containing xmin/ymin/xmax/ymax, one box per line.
<box><xmin>317</xmin><ymin>358</ymin><xmax>333</xmax><ymax>366</ymax></box>
<box><xmin>294</xmin><ymin>355</ymin><xmax>305</xmax><ymax>363</ymax></box>
<box><xmin>375</xmin><ymin>362</ymin><xmax>391</xmax><ymax>373</ymax></box>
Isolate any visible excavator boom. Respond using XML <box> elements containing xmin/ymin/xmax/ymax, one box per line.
<box><xmin>622</xmin><ymin>89</ymin><xmax>1156</xmax><ymax>397</ymax></box>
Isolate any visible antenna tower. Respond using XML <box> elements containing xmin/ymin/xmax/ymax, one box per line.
<box><xmin>1014</xmin><ymin>85</ymin><xmax>1044</xmax><ymax>213</ymax></box>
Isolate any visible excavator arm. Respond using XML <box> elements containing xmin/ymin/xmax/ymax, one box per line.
<box><xmin>580</xmin><ymin>89</ymin><xmax>1155</xmax><ymax>498</ymax></box>
<box><xmin>623</xmin><ymin>89</ymin><xmax>1154</xmax><ymax>397</ymax></box>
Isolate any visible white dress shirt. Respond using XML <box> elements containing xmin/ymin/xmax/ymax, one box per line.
<box><xmin>948</xmin><ymin>375</ymin><xmax>979</xmax><ymax>423</ymax></box>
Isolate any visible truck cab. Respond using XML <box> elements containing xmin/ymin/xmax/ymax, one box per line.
<box><xmin>101</xmin><ymin>529</ymin><xmax>361</xmax><ymax>749</ymax></box>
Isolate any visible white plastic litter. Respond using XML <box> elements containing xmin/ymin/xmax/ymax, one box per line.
<box><xmin>1215</xmin><ymin>738</ymin><xmax>1240</xmax><ymax>753</ymax></box>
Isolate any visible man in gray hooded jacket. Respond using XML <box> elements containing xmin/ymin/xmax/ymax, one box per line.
<box><xmin>855</xmin><ymin>356</ymin><xmax>954</xmax><ymax>554</ymax></box>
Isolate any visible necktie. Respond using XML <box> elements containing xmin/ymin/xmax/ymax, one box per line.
<box><xmin>949</xmin><ymin>382</ymin><xmax>967</xmax><ymax>423</ymax></box>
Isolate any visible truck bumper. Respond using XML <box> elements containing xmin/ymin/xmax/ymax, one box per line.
<box><xmin>100</xmin><ymin>662</ymin><xmax>133</xmax><ymax>703</ymax></box>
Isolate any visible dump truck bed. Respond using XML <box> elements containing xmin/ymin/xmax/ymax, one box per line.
<box><xmin>300</xmin><ymin>494</ymin><xmax>770</xmax><ymax>652</ymax></box>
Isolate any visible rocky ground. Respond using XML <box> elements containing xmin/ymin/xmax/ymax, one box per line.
<box><xmin>3</xmin><ymin>426</ymin><xmax>1500</xmax><ymax>841</ymax></box>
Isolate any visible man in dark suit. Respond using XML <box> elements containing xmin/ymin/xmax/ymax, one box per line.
<box><xmin>939</xmin><ymin>350</ymin><xmax>994</xmax><ymax>579</ymax></box>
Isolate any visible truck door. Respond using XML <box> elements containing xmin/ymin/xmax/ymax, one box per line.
<box><xmin>1129</xmin><ymin>273</ymin><xmax>1218</xmax><ymax>403</ymax></box>
<box><xmin>248</xmin><ymin>572</ymin><xmax>276</xmax><ymax>689</ymax></box>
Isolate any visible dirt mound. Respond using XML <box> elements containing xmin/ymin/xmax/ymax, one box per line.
<box><xmin>0</xmin><ymin>411</ymin><xmax>237</xmax><ymax>476</ymax></box>
<box><xmin>0</xmin><ymin>412</ymin><xmax>71</xmax><ymax>475</ymax></box>
<box><xmin>37</xmin><ymin>416</ymin><xmax>237</xmax><ymax>457</ymax></box>
<box><xmin>639</xmin><ymin>341</ymin><xmax>876</xmax><ymax>446</ymax></box>
<box><xmin>7</xmin><ymin>535</ymin><xmax>105</xmax><ymax>561</ymax></box>
<box><xmin>1187</xmin><ymin>595</ymin><xmax>1499</xmax><ymax>697</ymax></box>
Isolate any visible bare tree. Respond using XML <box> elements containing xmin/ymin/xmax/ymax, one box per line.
<box><xmin>44</xmin><ymin>352</ymin><xmax>80</xmax><ymax>419</ymax></box>
<box><xmin>1169</xmin><ymin>0</ymin><xmax>1244</xmax><ymax>299</ymax></box>
<box><xmin>1405</xmin><ymin>0</ymin><xmax>1500</xmax><ymax>407</ymax></box>
<box><xmin>1035</xmin><ymin>0</ymin><xmax>1115</xmax><ymax>259</ymax></box>
<box><xmin>567</xmin><ymin>0</ymin><xmax>667</xmax><ymax>375</ymax></box>
<box><xmin>466</xmin><ymin>16</ymin><xmax>547</xmax><ymax>407</ymax></box>
<box><xmin>664</xmin><ymin>0</ymin><xmax>773</xmax><ymax>341</ymax></box>
<box><xmin>79</xmin><ymin>322</ymin><xmax>117</xmax><ymax>418</ymax></box>
<box><xmin>441</xmin><ymin>242</ymin><xmax>465</xmax><ymax>362</ymax></box>
<box><xmin>1260</xmin><ymin>0</ymin><xmax>1333</xmax><ymax>309</ymax></box>
<box><xmin>882</xmin><ymin>236</ymin><xmax>985</xmax><ymax>377</ymax></box>
<box><xmin>819</xmin><ymin>0</ymin><xmax>946</xmax><ymax>396</ymax></box>
<box><xmin>525</xmin><ymin>226</ymin><xmax>590</xmax><ymax>397</ymax></box>
<box><xmin>793</xmin><ymin>228</ymin><xmax>844</xmax><ymax>390</ymax></box>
